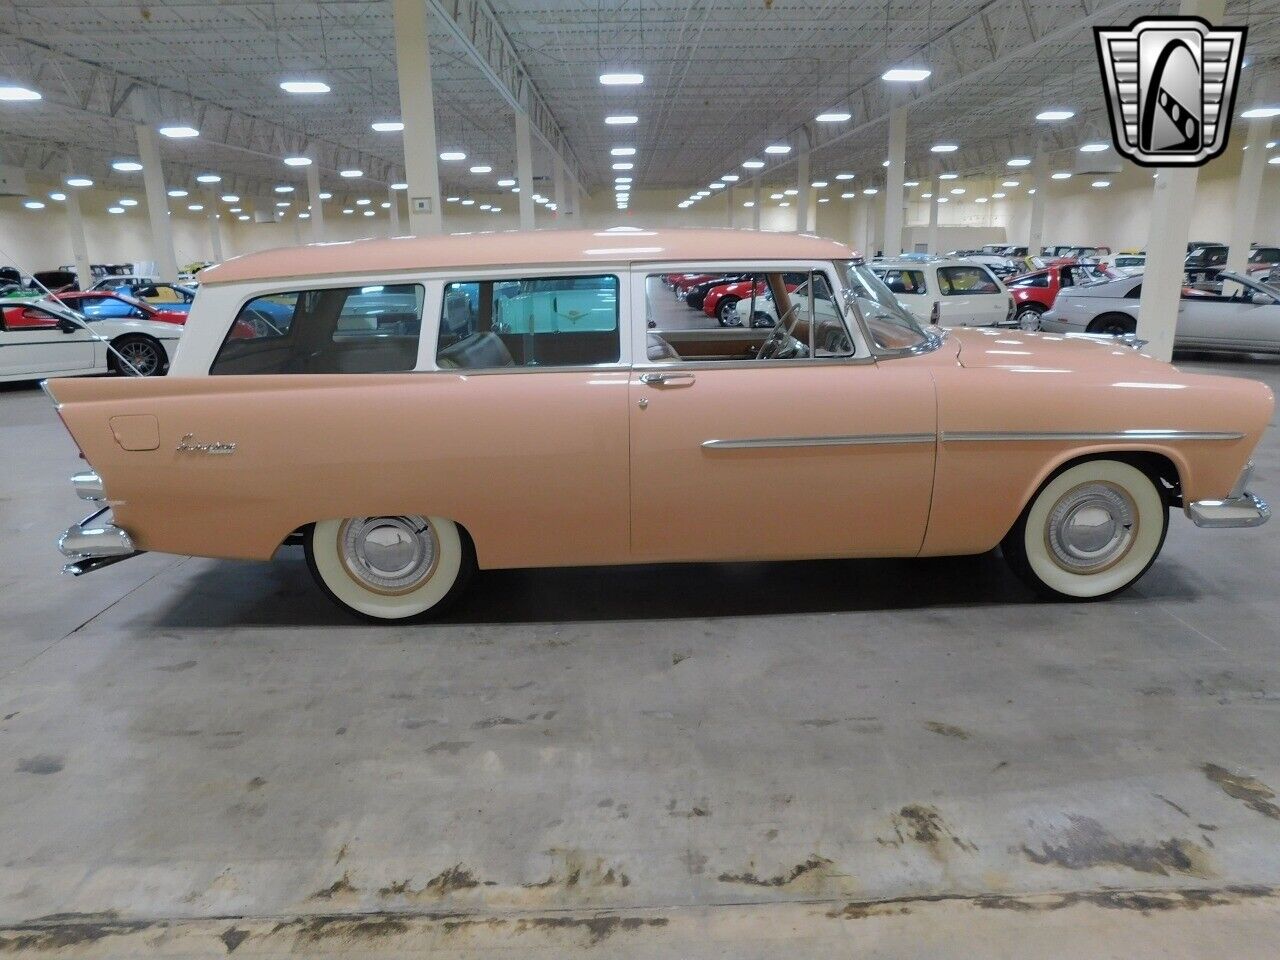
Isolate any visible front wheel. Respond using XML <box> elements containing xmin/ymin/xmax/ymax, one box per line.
<box><xmin>110</xmin><ymin>335</ymin><xmax>167</xmax><ymax>376</ymax></box>
<box><xmin>305</xmin><ymin>515</ymin><xmax>475</xmax><ymax>621</ymax></box>
<box><xmin>716</xmin><ymin>297</ymin><xmax>740</xmax><ymax>326</ymax></box>
<box><xmin>1088</xmin><ymin>313</ymin><xmax>1136</xmax><ymax>337</ymax></box>
<box><xmin>1001</xmin><ymin>459</ymin><xmax>1168</xmax><ymax>600</ymax></box>
<box><xmin>1015</xmin><ymin>305</ymin><xmax>1043</xmax><ymax>331</ymax></box>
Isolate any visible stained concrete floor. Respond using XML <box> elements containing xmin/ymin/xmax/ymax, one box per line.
<box><xmin>1</xmin><ymin>354</ymin><xmax>1279</xmax><ymax>958</ymax></box>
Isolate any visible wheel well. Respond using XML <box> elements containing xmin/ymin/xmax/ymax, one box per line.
<box><xmin>1047</xmin><ymin>451</ymin><xmax>1183</xmax><ymax>508</ymax></box>
<box><xmin>1086</xmin><ymin>312</ymin><xmax>1136</xmax><ymax>334</ymax></box>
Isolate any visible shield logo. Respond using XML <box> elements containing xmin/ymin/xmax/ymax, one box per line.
<box><xmin>1094</xmin><ymin>17</ymin><xmax>1246</xmax><ymax>167</ymax></box>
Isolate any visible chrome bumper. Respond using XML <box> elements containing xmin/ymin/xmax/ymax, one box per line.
<box><xmin>57</xmin><ymin>472</ymin><xmax>143</xmax><ymax>575</ymax></box>
<box><xmin>1186</xmin><ymin>460</ymin><xmax>1270</xmax><ymax>528</ymax></box>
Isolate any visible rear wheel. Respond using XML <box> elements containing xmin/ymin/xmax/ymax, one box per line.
<box><xmin>716</xmin><ymin>296</ymin><xmax>740</xmax><ymax>326</ymax></box>
<box><xmin>1002</xmin><ymin>459</ymin><xmax>1168</xmax><ymax>600</ymax></box>
<box><xmin>110</xmin><ymin>335</ymin><xmax>167</xmax><ymax>377</ymax></box>
<box><xmin>1015</xmin><ymin>305</ymin><xmax>1044</xmax><ymax>331</ymax></box>
<box><xmin>305</xmin><ymin>515</ymin><xmax>475</xmax><ymax>621</ymax></box>
<box><xmin>1087</xmin><ymin>313</ymin><xmax>1136</xmax><ymax>336</ymax></box>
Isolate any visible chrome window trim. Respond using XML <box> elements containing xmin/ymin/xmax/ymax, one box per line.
<box><xmin>638</xmin><ymin>355</ymin><xmax>878</xmax><ymax>372</ymax></box>
<box><xmin>941</xmin><ymin>429</ymin><xmax>1244</xmax><ymax>443</ymax></box>
<box><xmin>702</xmin><ymin>432</ymin><xmax>935</xmax><ymax>450</ymax></box>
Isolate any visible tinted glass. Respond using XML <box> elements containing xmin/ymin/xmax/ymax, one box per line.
<box><xmin>878</xmin><ymin>269</ymin><xmax>927</xmax><ymax>295</ymax></box>
<box><xmin>1010</xmin><ymin>273</ymin><xmax>1050</xmax><ymax>288</ymax></box>
<box><xmin>211</xmin><ymin>283</ymin><xmax>423</xmax><ymax>374</ymax></box>
<box><xmin>937</xmin><ymin>266</ymin><xmax>999</xmax><ymax>295</ymax></box>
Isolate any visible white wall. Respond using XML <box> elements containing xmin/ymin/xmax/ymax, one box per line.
<box><xmin>4</xmin><ymin>142</ymin><xmax>1279</xmax><ymax>273</ymax></box>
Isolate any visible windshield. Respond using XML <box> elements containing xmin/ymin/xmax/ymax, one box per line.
<box><xmin>837</xmin><ymin>260</ymin><xmax>934</xmax><ymax>352</ymax></box>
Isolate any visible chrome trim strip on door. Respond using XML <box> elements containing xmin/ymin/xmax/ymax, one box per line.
<box><xmin>702</xmin><ymin>433</ymin><xmax>936</xmax><ymax>450</ymax></box>
<box><xmin>941</xmin><ymin>429</ymin><xmax>1244</xmax><ymax>443</ymax></box>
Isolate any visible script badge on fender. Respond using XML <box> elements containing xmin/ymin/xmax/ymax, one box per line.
<box><xmin>1094</xmin><ymin>17</ymin><xmax>1246</xmax><ymax>167</ymax></box>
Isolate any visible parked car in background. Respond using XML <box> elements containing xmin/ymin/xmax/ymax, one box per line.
<box><xmin>872</xmin><ymin>257</ymin><xmax>1014</xmax><ymax>327</ymax></box>
<box><xmin>45</xmin><ymin>228</ymin><xmax>1272</xmax><ymax>618</ymax></box>
<box><xmin>681</xmin><ymin>273</ymin><xmax>748</xmax><ymax>311</ymax></box>
<box><xmin>1112</xmin><ymin>254</ymin><xmax>1146</xmax><ymax>276</ymax></box>
<box><xmin>1006</xmin><ymin>259</ymin><xmax>1120</xmax><ymax>329</ymax></box>
<box><xmin>0</xmin><ymin>294</ymin><xmax>178</xmax><ymax>381</ymax></box>
<box><xmin>703</xmin><ymin>273</ymin><xmax>804</xmax><ymax>325</ymax></box>
<box><xmin>950</xmin><ymin>252</ymin><xmax>1020</xmax><ymax>279</ymax></box>
<box><xmin>55</xmin><ymin>291</ymin><xmax>189</xmax><ymax>326</ymax></box>
<box><xmin>1185</xmin><ymin>244</ymin><xmax>1228</xmax><ymax>282</ymax></box>
<box><xmin>1042</xmin><ymin>271</ymin><xmax>1280</xmax><ymax>354</ymax></box>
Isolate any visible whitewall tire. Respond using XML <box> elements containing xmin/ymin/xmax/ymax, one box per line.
<box><xmin>1002</xmin><ymin>459</ymin><xmax>1168</xmax><ymax>600</ymax></box>
<box><xmin>305</xmin><ymin>515</ymin><xmax>474</xmax><ymax>621</ymax></box>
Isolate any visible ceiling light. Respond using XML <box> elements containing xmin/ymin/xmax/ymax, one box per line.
<box><xmin>48</xmin><ymin>192</ymin><xmax>66</xmax><ymax>201</ymax></box>
<box><xmin>1080</xmin><ymin>142</ymin><xmax>1108</xmax><ymax>152</ymax></box>
<box><xmin>1027</xmin><ymin>188</ymin><xmax>1037</xmax><ymax>194</ymax></box>
<box><xmin>480</xmin><ymin>204</ymin><xmax>491</xmax><ymax>211</ymax></box>
<box><xmin>108</xmin><ymin>206</ymin><xmax>124</xmax><ymax>214</ymax></box>
<box><xmin>815</xmin><ymin>111</ymin><xmax>851</xmax><ymax>122</ymax></box>
<box><xmin>356</xmin><ymin>197</ymin><xmax>371</xmax><ymax>205</ymax></box>
<box><xmin>371</xmin><ymin>120</ymin><xmax>404</xmax><ymax>131</ymax></box>
<box><xmin>921</xmin><ymin>192</ymin><xmax>933</xmax><ymax>198</ymax></box>
<box><xmin>742</xmin><ymin>159</ymin><xmax>765</xmax><ymax>169</ymax></box>
<box><xmin>275</xmin><ymin>201</ymin><xmax>290</xmax><ymax>207</ymax></box>
<box><xmin>882</xmin><ymin>67</ymin><xmax>932</xmax><ymax>82</ymax></box>
<box><xmin>937</xmin><ymin>197</ymin><xmax>949</xmax><ymax>203</ymax></box>
<box><xmin>611</xmin><ymin>147</ymin><xmax>636</xmax><ymax>156</ymax></box>
<box><xmin>615</xmin><ymin>177</ymin><xmax>632</xmax><ymax>184</ymax></box>
<box><xmin>119</xmin><ymin>198</ymin><xmax>138</xmax><ymax>206</ymax></box>
<box><xmin>811</xmin><ymin>180</ymin><xmax>828</xmax><ymax>188</ymax></box>
<box><xmin>605</xmin><ymin>115</ymin><xmax>638</xmax><ymax>125</ymax></box>
<box><xmin>491</xmin><ymin>206</ymin><xmax>501</xmax><ymax>213</ymax></box>
<box><xmin>237</xmin><ymin>214</ymin><xmax>250</xmax><ymax>221</ymax></box>
<box><xmin>784</xmin><ymin>188</ymin><xmax>798</xmax><ymax>196</ymax></box>
<box><xmin>1241</xmin><ymin>107</ymin><xmax>1280</xmax><ymax>119</ymax></box>
<box><xmin>709</xmin><ymin>182</ymin><xmax>725</xmax><ymax>189</ymax></box>
<box><xmin>319</xmin><ymin>191</ymin><xmax>332</xmax><ymax>199</ymax></box>
<box><xmin>469</xmin><ymin>165</ymin><xmax>492</xmax><ymax>174</ymax></box>
<box><xmin>22</xmin><ymin>200</ymin><xmax>44</xmax><ymax>209</ymax></box>
<box><xmin>340</xmin><ymin>169</ymin><xmax>362</xmax><ymax>178</ymax></box>
<box><xmin>778</xmin><ymin>201</ymin><xmax>790</xmax><ymax>207</ymax></box>
<box><xmin>283</xmin><ymin>156</ymin><xmax>311</xmax><ymax>166</ymax></box>
<box><xmin>167</xmin><ymin>188</ymin><xmax>188</xmax><ymax>197</ymax></box>
<box><xmin>112</xmin><ymin>159</ymin><xmax>143</xmax><ymax>172</ymax></box>
<box><xmin>742</xmin><ymin>200</ymin><xmax>755</xmax><ymax>208</ymax></box>
<box><xmin>1001</xmin><ymin>180</ymin><xmax>1020</xmax><ymax>187</ymax></box>
<box><xmin>1006</xmin><ymin>157</ymin><xmax>1031</xmax><ymax>167</ymax></box>
<box><xmin>939</xmin><ymin>173</ymin><xmax>958</xmax><ymax>180</ymax></box>
<box><xmin>862</xmin><ymin>187</ymin><xmax>879</xmax><ymax>195</ymax></box>
<box><xmin>882</xmin><ymin>160</ymin><xmax>890</xmax><ymax>167</ymax></box>
<box><xmin>1051</xmin><ymin>171</ymin><xmax>1072</xmax><ymax>180</ymax></box>
<box><xmin>391</xmin><ymin>182</ymin><xmax>407</xmax><ymax>190</ymax></box>
<box><xmin>599</xmin><ymin>72</ymin><xmax>644</xmax><ymax>85</ymax></box>
<box><xmin>380</xmin><ymin>201</ymin><xmax>390</xmax><ymax>208</ymax></box>
<box><xmin>188</xmin><ymin>203</ymin><xmax>204</xmax><ymax>211</ymax></box>
<box><xmin>274</xmin><ymin>185</ymin><xmax>294</xmax><ymax>193</ymax></box>
<box><xmin>770</xmin><ymin>192</ymin><xmax>785</xmax><ymax>199</ymax></box>
<box><xmin>764</xmin><ymin>144</ymin><xmax>791</xmax><ymax>154</ymax></box>
<box><xmin>974</xmin><ymin>197</ymin><xmax>988</xmax><ymax>204</ymax></box>
<box><xmin>461</xmin><ymin>199</ymin><xmax>475</xmax><ymax>206</ymax></box>
<box><xmin>363</xmin><ymin>210</ymin><xmax>375</xmax><ymax>216</ymax></box>
<box><xmin>1091</xmin><ymin>179</ymin><xmax>1111</xmax><ymax>188</ymax></box>
<box><xmin>1036</xmin><ymin>109</ymin><xmax>1075</xmax><ymax>121</ymax></box>
<box><xmin>280</xmin><ymin>80</ymin><xmax>330</xmax><ymax>94</ymax></box>
<box><xmin>1271</xmin><ymin>156</ymin><xmax>1280</xmax><ymax>165</ymax></box>
<box><xmin>343</xmin><ymin>208</ymin><xmax>353</xmax><ymax>214</ymax></box>
<box><xmin>991</xmin><ymin>192</ymin><xmax>1006</xmax><ymax>198</ymax></box>
<box><xmin>0</xmin><ymin>85</ymin><xmax>41</xmax><ymax>101</ymax></box>
<box><xmin>439</xmin><ymin>151</ymin><xmax>466</xmax><ymax>161</ymax></box>
<box><xmin>931</xmin><ymin>143</ymin><xmax>958</xmax><ymax>153</ymax></box>
<box><xmin>818</xmin><ymin>197</ymin><xmax>830</xmax><ymax>203</ymax></box>
<box><xmin>613</xmin><ymin>162</ymin><xmax>634</xmax><ymax>170</ymax></box>
<box><xmin>229</xmin><ymin>207</ymin><xmax>241</xmax><ymax>213</ymax></box>
<box><xmin>196</xmin><ymin>173</ymin><xmax>221</xmax><ymax>183</ymax></box>
<box><xmin>696</xmin><ymin>190</ymin><xmax>710</xmax><ymax>197</ymax></box>
<box><xmin>904</xmin><ymin>180</ymin><xmax>919</xmax><ymax>187</ymax></box>
<box><xmin>841</xmin><ymin>191</ymin><xmax>855</xmax><ymax>199</ymax></box>
<box><xmin>66</xmin><ymin>177</ymin><xmax>93</xmax><ymax>187</ymax></box>
<box><xmin>835</xmin><ymin>172</ymin><xmax>855</xmax><ymax>180</ymax></box>
<box><xmin>497</xmin><ymin>178</ymin><xmax>516</xmax><ymax>187</ymax></box>
<box><xmin>158</xmin><ymin>125</ymin><xmax>199</xmax><ymax>138</ymax></box>
<box><xmin>950</xmin><ymin>188</ymin><xmax>965</xmax><ymax>195</ymax></box>
<box><xmin>299</xmin><ymin>212</ymin><xmax>310</xmax><ymax>219</ymax></box>
<box><xmin>722</xmin><ymin>174</ymin><xmax>740</xmax><ymax>182</ymax></box>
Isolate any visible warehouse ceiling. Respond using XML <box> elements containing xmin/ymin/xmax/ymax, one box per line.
<box><xmin>0</xmin><ymin>0</ymin><xmax>1278</xmax><ymax>209</ymax></box>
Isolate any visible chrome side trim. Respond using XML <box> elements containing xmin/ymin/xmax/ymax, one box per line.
<box><xmin>58</xmin><ymin>521</ymin><xmax>135</xmax><ymax>559</ymax></box>
<box><xmin>702</xmin><ymin>433</ymin><xmax>935</xmax><ymax>450</ymax></box>
<box><xmin>1187</xmin><ymin>494</ymin><xmax>1271</xmax><ymax>528</ymax></box>
<box><xmin>72</xmin><ymin>470</ymin><xmax>104</xmax><ymax>501</ymax></box>
<box><xmin>941</xmin><ymin>429</ymin><xmax>1244</xmax><ymax>443</ymax></box>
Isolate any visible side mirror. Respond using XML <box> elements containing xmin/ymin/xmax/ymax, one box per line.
<box><xmin>57</xmin><ymin>317</ymin><xmax>79</xmax><ymax>333</ymax></box>
<box><xmin>1252</xmin><ymin>292</ymin><xmax>1273</xmax><ymax>306</ymax></box>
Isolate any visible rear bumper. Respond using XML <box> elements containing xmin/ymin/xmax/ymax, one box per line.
<box><xmin>1186</xmin><ymin>494</ymin><xmax>1271</xmax><ymax>528</ymax></box>
<box><xmin>57</xmin><ymin>508</ymin><xmax>141</xmax><ymax>575</ymax></box>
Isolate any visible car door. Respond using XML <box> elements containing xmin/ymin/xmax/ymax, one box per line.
<box><xmin>628</xmin><ymin>264</ymin><xmax>936</xmax><ymax>564</ymax></box>
<box><xmin>0</xmin><ymin>304</ymin><xmax>97</xmax><ymax>377</ymax></box>
<box><xmin>936</xmin><ymin>265</ymin><xmax>1004</xmax><ymax>326</ymax></box>
<box><xmin>1179</xmin><ymin>276</ymin><xmax>1280</xmax><ymax>351</ymax></box>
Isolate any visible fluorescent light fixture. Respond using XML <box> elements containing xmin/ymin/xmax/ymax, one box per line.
<box><xmin>1271</xmin><ymin>156</ymin><xmax>1280</xmax><ymax>165</ymax></box>
<box><xmin>615</xmin><ymin>177</ymin><xmax>632</xmax><ymax>184</ymax></box>
<box><xmin>950</xmin><ymin>188</ymin><xmax>965</xmax><ymax>194</ymax></box>
<box><xmin>356</xmin><ymin>197</ymin><xmax>371</xmax><ymax>205</ymax></box>
<box><xmin>1027</xmin><ymin>188</ymin><xmax>1037</xmax><ymax>194</ymax></box>
<box><xmin>1051</xmin><ymin>171</ymin><xmax>1072</xmax><ymax>180</ymax></box>
<box><xmin>280</xmin><ymin>80</ymin><xmax>330</xmax><ymax>94</ymax></box>
<box><xmin>921</xmin><ymin>192</ymin><xmax>933</xmax><ymax>198</ymax></box>
<box><xmin>904</xmin><ymin>180</ymin><xmax>919</xmax><ymax>187</ymax></box>
<box><xmin>599</xmin><ymin>72</ymin><xmax>644</xmax><ymax>85</ymax></box>
<box><xmin>610</xmin><ymin>147</ymin><xmax>636</xmax><ymax>156</ymax></box>
<box><xmin>882</xmin><ymin>160</ymin><xmax>890</xmax><ymax>167</ymax></box>
<box><xmin>283</xmin><ymin>156</ymin><xmax>312</xmax><ymax>166</ymax></box>
<box><xmin>835</xmin><ymin>172</ymin><xmax>855</xmax><ymax>180</ymax></box>
<box><xmin>391</xmin><ymin>182</ymin><xmax>408</xmax><ymax>190</ymax></box>
<box><xmin>862</xmin><ymin>187</ymin><xmax>879</xmax><ymax>195</ymax></box>
<box><xmin>371</xmin><ymin>120</ymin><xmax>404</xmax><ymax>132</ymax></box>
<box><xmin>1036</xmin><ymin>109</ymin><xmax>1075</xmax><ymax>121</ymax></box>
<box><xmin>1001</xmin><ymin>180</ymin><xmax>1019</xmax><ymax>187</ymax></box>
<box><xmin>108</xmin><ymin>206</ymin><xmax>124</xmax><ymax>214</ymax></box>
<box><xmin>811</xmin><ymin>180</ymin><xmax>828</xmax><ymax>187</ymax></box>
<box><xmin>167</xmin><ymin>188</ymin><xmax>188</xmax><ymax>197</ymax></box>
<box><xmin>770</xmin><ymin>192</ymin><xmax>785</xmax><ymax>200</ymax></box>
<box><xmin>974</xmin><ymin>197</ymin><xmax>988</xmax><ymax>204</ymax></box>
<box><xmin>605</xmin><ymin>115</ymin><xmax>638</xmax><ymax>125</ymax></box>
<box><xmin>363</xmin><ymin>210</ymin><xmax>375</xmax><ymax>216</ymax></box>
<box><xmin>819</xmin><ymin>197</ymin><xmax>830</xmax><ymax>203</ymax></box>
<box><xmin>764</xmin><ymin>144</ymin><xmax>791</xmax><ymax>154</ymax></box>
<box><xmin>779</xmin><ymin>202</ymin><xmax>790</xmax><ymax>207</ymax></box>
<box><xmin>196</xmin><ymin>173</ymin><xmax>221</xmax><ymax>183</ymax></box>
<box><xmin>112</xmin><ymin>159</ymin><xmax>143</xmax><ymax>172</ymax></box>
<box><xmin>188</xmin><ymin>203</ymin><xmax>204</xmax><ymax>211</ymax></box>
<box><xmin>274</xmin><ymin>185</ymin><xmax>294</xmax><ymax>193</ymax></box>
<box><xmin>1006</xmin><ymin>157</ymin><xmax>1031</xmax><ymax>167</ymax></box>
<box><xmin>491</xmin><ymin>206</ymin><xmax>501</xmax><ymax>212</ymax></box>
<box><xmin>841</xmin><ymin>191</ymin><xmax>855</xmax><ymax>199</ymax></box>
<box><xmin>461</xmin><ymin>199</ymin><xmax>475</xmax><ymax>205</ymax></box>
<box><xmin>1091</xmin><ymin>179</ymin><xmax>1111</xmax><ymax>187</ymax></box>
<box><xmin>22</xmin><ymin>200</ymin><xmax>44</xmax><ymax>209</ymax></box>
<box><xmin>66</xmin><ymin>176</ymin><xmax>93</xmax><ymax>187</ymax></box>
<box><xmin>439</xmin><ymin>151</ymin><xmax>466</xmax><ymax>161</ymax></box>
<box><xmin>497</xmin><ymin>178</ymin><xmax>516</xmax><ymax>187</ymax></box>
<box><xmin>939</xmin><ymin>173</ymin><xmax>958</xmax><ymax>180</ymax></box>
<box><xmin>742</xmin><ymin>159</ymin><xmax>765</xmax><ymax>169</ymax></box>
<box><xmin>119</xmin><ymin>198</ymin><xmax>138</xmax><ymax>206</ymax></box>
<box><xmin>158</xmin><ymin>125</ymin><xmax>199</xmax><ymax>138</ymax></box>
<box><xmin>882</xmin><ymin>67</ymin><xmax>931</xmax><ymax>82</ymax></box>
<box><xmin>229</xmin><ymin>207</ymin><xmax>241</xmax><ymax>213</ymax></box>
<box><xmin>48</xmin><ymin>192</ymin><xmax>66</xmax><ymax>201</ymax></box>
<box><xmin>299</xmin><ymin>212</ymin><xmax>310</xmax><ymax>219</ymax></box>
<box><xmin>0</xmin><ymin>85</ymin><xmax>41</xmax><ymax>101</ymax></box>
<box><xmin>783</xmin><ymin>188</ymin><xmax>798</xmax><ymax>196</ymax></box>
<box><xmin>696</xmin><ymin>190</ymin><xmax>711</xmax><ymax>197</ymax></box>
<box><xmin>380</xmin><ymin>201</ymin><xmax>390</xmax><ymax>208</ymax></box>
<box><xmin>931</xmin><ymin>143</ymin><xmax>958</xmax><ymax>153</ymax></box>
<box><xmin>722</xmin><ymin>174</ymin><xmax>740</xmax><ymax>182</ymax></box>
<box><xmin>1079</xmin><ymin>142</ymin><xmax>1108</xmax><ymax>152</ymax></box>
<box><xmin>612</xmin><ymin>162</ymin><xmax>633</xmax><ymax>170</ymax></box>
<box><xmin>1241</xmin><ymin>107</ymin><xmax>1280</xmax><ymax>119</ymax></box>
<box><xmin>275</xmin><ymin>201</ymin><xmax>290</xmax><ymax>207</ymax></box>
<box><xmin>991</xmin><ymin>192</ymin><xmax>1006</xmax><ymax>198</ymax></box>
<box><xmin>237</xmin><ymin>215</ymin><xmax>250</xmax><ymax>221</ymax></box>
<box><xmin>709</xmin><ymin>182</ymin><xmax>725</xmax><ymax>189</ymax></box>
<box><xmin>937</xmin><ymin>197</ymin><xmax>949</xmax><ymax>203</ymax></box>
<box><xmin>469</xmin><ymin>165</ymin><xmax>492</xmax><ymax>174</ymax></box>
<box><xmin>479</xmin><ymin>204</ymin><xmax>491</xmax><ymax>211</ymax></box>
<box><xmin>319</xmin><ymin>192</ymin><xmax>332</xmax><ymax>199</ymax></box>
<box><xmin>815</xmin><ymin>111</ymin><xmax>851</xmax><ymax>122</ymax></box>
<box><xmin>340</xmin><ymin>169</ymin><xmax>362</xmax><ymax>178</ymax></box>
<box><xmin>343</xmin><ymin>208</ymin><xmax>353</xmax><ymax>214</ymax></box>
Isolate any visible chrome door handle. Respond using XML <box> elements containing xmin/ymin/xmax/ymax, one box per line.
<box><xmin>640</xmin><ymin>372</ymin><xmax>696</xmax><ymax>386</ymax></box>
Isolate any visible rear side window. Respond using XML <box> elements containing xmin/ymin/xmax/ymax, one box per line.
<box><xmin>938</xmin><ymin>266</ymin><xmax>1000</xmax><ymax>295</ymax></box>
<box><xmin>1010</xmin><ymin>273</ymin><xmax>1050</xmax><ymax>288</ymax></box>
<box><xmin>437</xmin><ymin>274</ymin><xmax>619</xmax><ymax>369</ymax></box>
<box><xmin>211</xmin><ymin>283</ymin><xmax>424</xmax><ymax>375</ymax></box>
<box><xmin>878</xmin><ymin>269</ymin><xmax>927</xmax><ymax>295</ymax></box>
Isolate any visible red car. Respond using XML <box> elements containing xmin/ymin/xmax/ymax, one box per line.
<box><xmin>1007</xmin><ymin>259</ymin><xmax>1118</xmax><ymax>330</ymax></box>
<box><xmin>54</xmin><ymin>290</ymin><xmax>188</xmax><ymax>325</ymax></box>
<box><xmin>702</xmin><ymin>273</ymin><xmax>805</xmax><ymax>326</ymax></box>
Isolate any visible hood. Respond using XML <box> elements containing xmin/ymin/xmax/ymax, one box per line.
<box><xmin>953</xmin><ymin>328</ymin><xmax>1169</xmax><ymax>375</ymax></box>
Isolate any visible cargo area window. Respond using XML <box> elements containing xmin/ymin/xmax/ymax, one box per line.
<box><xmin>436</xmin><ymin>274</ymin><xmax>619</xmax><ymax>369</ymax></box>
<box><xmin>937</xmin><ymin>265</ymin><xmax>999</xmax><ymax>295</ymax></box>
<box><xmin>210</xmin><ymin>283</ymin><xmax>424</xmax><ymax>375</ymax></box>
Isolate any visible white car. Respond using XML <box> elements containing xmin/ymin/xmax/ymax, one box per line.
<box><xmin>870</xmin><ymin>257</ymin><xmax>1014</xmax><ymax>327</ymax></box>
<box><xmin>1042</xmin><ymin>271</ymin><xmax>1280</xmax><ymax>353</ymax></box>
<box><xmin>0</xmin><ymin>296</ymin><xmax>180</xmax><ymax>382</ymax></box>
<box><xmin>1112</xmin><ymin>254</ymin><xmax>1146</xmax><ymax>276</ymax></box>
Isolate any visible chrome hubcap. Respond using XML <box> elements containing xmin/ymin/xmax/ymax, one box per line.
<box><xmin>339</xmin><ymin>516</ymin><xmax>438</xmax><ymax>594</ymax></box>
<box><xmin>1018</xmin><ymin>310</ymin><xmax>1040</xmax><ymax>331</ymax></box>
<box><xmin>1045</xmin><ymin>482</ymin><xmax>1137</xmax><ymax>573</ymax></box>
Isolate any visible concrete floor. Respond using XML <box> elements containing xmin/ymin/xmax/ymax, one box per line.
<box><xmin>1</xmin><ymin>353</ymin><xmax>1279</xmax><ymax>957</ymax></box>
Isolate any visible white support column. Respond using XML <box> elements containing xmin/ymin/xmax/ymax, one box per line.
<box><xmin>205</xmin><ymin>190</ymin><xmax>224</xmax><ymax>261</ymax></box>
<box><xmin>553</xmin><ymin>159</ymin><xmax>566</xmax><ymax>227</ymax></box>
<box><xmin>927</xmin><ymin>177</ymin><xmax>940</xmax><ymax>254</ymax></box>
<box><xmin>848</xmin><ymin>194</ymin><xmax>859</xmax><ymax>249</ymax></box>
<box><xmin>393</xmin><ymin>0</ymin><xmax>443</xmax><ymax>235</ymax></box>
<box><xmin>515</xmin><ymin>107</ymin><xmax>535</xmax><ymax>229</ymax></box>
<box><xmin>883</xmin><ymin>95</ymin><xmax>907</xmax><ymax>256</ymax></box>
<box><xmin>796</xmin><ymin>134</ymin><xmax>811</xmax><ymax>232</ymax></box>
<box><xmin>63</xmin><ymin>165</ymin><xmax>92</xmax><ymax>291</ymax></box>
<box><xmin>751</xmin><ymin>179</ymin><xmax>761</xmax><ymax>229</ymax></box>
<box><xmin>726</xmin><ymin>186</ymin><xmax>734</xmax><ymax>227</ymax></box>
<box><xmin>1226</xmin><ymin>88</ymin><xmax>1272</xmax><ymax>275</ymax></box>
<box><xmin>1027</xmin><ymin>152</ymin><xmax>1047</xmax><ymax>256</ymax></box>
<box><xmin>388</xmin><ymin>185</ymin><xmax>402</xmax><ymax>236</ymax></box>
<box><xmin>1137</xmin><ymin>0</ymin><xmax>1226</xmax><ymax>362</ymax></box>
<box><xmin>134</xmin><ymin>123</ymin><xmax>179</xmax><ymax>283</ymax></box>
<box><xmin>306</xmin><ymin>150</ymin><xmax>325</xmax><ymax>241</ymax></box>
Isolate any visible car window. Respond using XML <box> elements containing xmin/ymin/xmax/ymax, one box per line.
<box><xmin>1115</xmin><ymin>256</ymin><xmax>1143</xmax><ymax>268</ymax></box>
<box><xmin>79</xmin><ymin>296</ymin><xmax>145</xmax><ymax>320</ymax></box>
<box><xmin>1249</xmin><ymin>249</ymin><xmax>1280</xmax><ymax>264</ymax></box>
<box><xmin>211</xmin><ymin>283</ymin><xmax>424</xmax><ymax>375</ymax></box>
<box><xmin>937</xmin><ymin>265</ymin><xmax>999</xmax><ymax>295</ymax></box>
<box><xmin>1009</xmin><ymin>272</ymin><xmax>1050</xmax><ymax>288</ymax></box>
<box><xmin>438</xmin><ymin>274</ymin><xmax>618</xmax><ymax>369</ymax></box>
<box><xmin>877</xmin><ymin>269</ymin><xmax>927</xmax><ymax>295</ymax></box>
<box><xmin>1</xmin><ymin>304</ymin><xmax>61</xmax><ymax>330</ymax></box>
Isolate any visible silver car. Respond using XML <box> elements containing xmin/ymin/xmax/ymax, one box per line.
<box><xmin>1042</xmin><ymin>271</ymin><xmax>1280</xmax><ymax>354</ymax></box>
